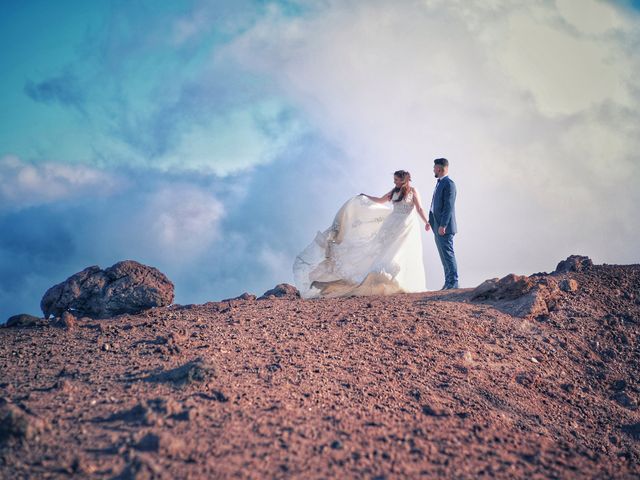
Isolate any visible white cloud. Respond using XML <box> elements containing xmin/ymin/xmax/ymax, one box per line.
<box><xmin>156</xmin><ymin>100</ymin><xmax>305</xmax><ymax>176</ymax></box>
<box><xmin>0</xmin><ymin>155</ymin><xmax>125</xmax><ymax>211</ymax></box>
<box><xmin>142</xmin><ymin>184</ymin><xmax>225</xmax><ymax>259</ymax></box>
<box><xmin>498</xmin><ymin>10</ymin><xmax>633</xmax><ymax>115</ymax></box>
<box><xmin>219</xmin><ymin>0</ymin><xmax>640</xmax><ymax>286</ymax></box>
<box><xmin>73</xmin><ymin>181</ymin><xmax>227</xmax><ymax>267</ymax></box>
<box><xmin>556</xmin><ymin>0</ymin><xmax>628</xmax><ymax>35</ymax></box>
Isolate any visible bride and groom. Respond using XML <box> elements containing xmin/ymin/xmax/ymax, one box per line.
<box><xmin>293</xmin><ymin>158</ymin><xmax>458</xmax><ymax>297</ymax></box>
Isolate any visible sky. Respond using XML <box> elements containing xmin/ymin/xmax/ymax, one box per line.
<box><xmin>1</xmin><ymin>0</ymin><xmax>639</xmax><ymax>321</ymax></box>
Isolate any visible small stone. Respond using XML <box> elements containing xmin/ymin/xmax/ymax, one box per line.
<box><xmin>102</xmin><ymin>343</ymin><xmax>111</xmax><ymax>351</ymax></box>
<box><xmin>560</xmin><ymin>383</ymin><xmax>574</xmax><ymax>393</ymax></box>
<box><xmin>70</xmin><ymin>456</ymin><xmax>95</xmax><ymax>475</ymax></box>
<box><xmin>142</xmin><ymin>358</ymin><xmax>215</xmax><ymax>386</ymax></box>
<box><xmin>55</xmin><ymin>379</ymin><xmax>72</xmax><ymax>392</ymax></box>
<box><xmin>259</xmin><ymin>283</ymin><xmax>301</xmax><ymax>300</ymax></box>
<box><xmin>611</xmin><ymin>380</ymin><xmax>627</xmax><ymax>391</ymax></box>
<box><xmin>5</xmin><ymin>314</ymin><xmax>42</xmax><ymax>328</ymax></box>
<box><xmin>134</xmin><ymin>433</ymin><xmax>161</xmax><ymax>452</ymax></box>
<box><xmin>58</xmin><ymin>311</ymin><xmax>76</xmax><ymax>329</ymax></box>
<box><xmin>0</xmin><ymin>400</ymin><xmax>47</xmax><ymax>445</ymax></box>
<box><xmin>470</xmin><ymin>278</ymin><xmax>500</xmax><ymax>300</ymax></box>
<box><xmin>621</xmin><ymin>422</ymin><xmax>640</xmax><ymax>440</ymax></box>
<box><xmin>134</xmin><ymin>432</ymin><xmax>186</xmax><ymax>456</ymax></box>
<box><xmin>421</xmin><ymin>404</ymin><xmax>448</xmax><ymax>417</ymax></box>
<box><xmin>117</xmin><ymin>453</ymin><xmax>163</xmax><ymax>479</ymax></box>
<box><xmin>237</xmin><ymin>292</ymin><xmax>256</xmax><ymax>301</ymax></box>
<box><xmin>612</xmin><ymin>392</ymin><xmax>638</xmax><ymax>410</ymax></box>
<box><xmin>408</xmin><ymin>389</ymin><xmax>421</xmax><ymax>402</ymax></box>
<box><xmin>530</xmin><ymin>357</ymin><xmax>539</xmax><ymax>363</ymax></box>
<box><xmin>330</xmin><ymin>440</ymin><xmax>343</xmax><ymax>450</ymax></box>
<box><xmin>559</xmin><ymin>279</ymin><xmax>578</xmax><ymax>292</ymax></box>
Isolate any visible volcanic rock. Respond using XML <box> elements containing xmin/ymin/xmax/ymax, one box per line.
<box><xmin>559</xmin><ymin>278</ymin><xmax>579</xmax><ymax>292</ymax></box>
<box><xmin>621</xmin><ymin>423</ymin><xmax>640</xmax><ymax>441</ymax></box>
<box><xmin>142</xmin><ymin>358</ymin><xmax>215</xmax><ymax>386</ymax></box>
<box><xmin>5</xmin><ymin>314</ymin><xmax>43</xmax><ymax>328</ymax></box>
<box><xmin>471</xmin><ymin>274</ymin><xmax>535</xmax><ymax>301</ymax></box>
<box><xmin>54</xmin><ymin>311</ymin><xmax>76</xmax><ymax>329</ymax></box>
<box><xmin>0</xmin><ymin>399</ymin><xmax>47</xmax><ymax>445</ymax></box>
<box><xmin>222</xmin><ymin>292</ymin><xmax>257</xmax><ymax>302</ymax></box>
<box><xmin>97</xmin><ymin>398</ymin><xmax>183</xmax><ymax>426</ymax></box>
<box><xmin>554</xmin><ymin>255</ymin><xmax>593</xmax><ymax>273</ymax></box>
<box><xmin>133</xmin><ymin>431</ymin><xmax>186</xmax><ymax>456</ymax></box>
<box><xmin>40</xmin><ymin>260</ymin><xmax>174</xmax><ymax>319</ymax></box>
<box><xmin>259</xmin><ymin>283</ymin><xmax>301</xmax><ymax>300</ymax></box>
<box><xmin>115</xmin><ymin>453</ymin><xmax>163</xmax><ymax>480</ymax></box>
<box><xmin>471</xmin><ymin>274</ymin><xmax>559</xmax><ymax>318</ymax></box>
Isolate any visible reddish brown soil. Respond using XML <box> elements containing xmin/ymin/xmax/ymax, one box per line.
<box><xmin>1</xmin><ymin>264</ymin><xmax>639</xmax><ymax>479</ymax></box>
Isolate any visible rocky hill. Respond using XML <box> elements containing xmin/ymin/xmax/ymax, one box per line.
<box><xmin>1</xmin><ymin>259</ymin><xmax>639</xmax><ymax>479</ymax></box>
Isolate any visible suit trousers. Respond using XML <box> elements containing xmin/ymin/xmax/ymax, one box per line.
<box><xmin>433</xmin><ymin>231</ymin><xmax>458</xmax><ymax>288</ymax></box>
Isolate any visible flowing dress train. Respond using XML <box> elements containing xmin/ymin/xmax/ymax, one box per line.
<box><xmin>293</xmin><ymin>191</ymin><xmax>426</xmax><ymax>298</ymax></box>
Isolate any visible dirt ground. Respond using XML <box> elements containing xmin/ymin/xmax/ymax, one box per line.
<box><xmin>1</xmin><ymin>264</ymin><xmax>639</xmax><ymax>479</ymax></box>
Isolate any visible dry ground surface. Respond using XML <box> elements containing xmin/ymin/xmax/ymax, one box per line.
<box><xmin>1</xmin><ymin>264</ymin><xmax>639</xmax><ymax>479</ymax></box>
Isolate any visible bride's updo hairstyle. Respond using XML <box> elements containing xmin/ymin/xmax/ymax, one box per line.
<box><xmin>393</xmin><ymin>170</ymin><xmax>411</xmax><ymax>202</ymax></box>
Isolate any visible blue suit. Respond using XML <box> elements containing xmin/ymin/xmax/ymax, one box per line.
<box><xmin>428</xmin><ymin>176</ymin><xmax>458</xmax><ymax>288</ymax></box>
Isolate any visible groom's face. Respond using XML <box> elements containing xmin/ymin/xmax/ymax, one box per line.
<box><xmin>434</xmin><ymin>165</ymin><xmax>444</xmax><ymax>178</ymax></box>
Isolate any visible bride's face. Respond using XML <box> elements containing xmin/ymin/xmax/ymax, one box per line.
<box><xmin>393</xmin><ymin>176</ymin><xmax>404</xmax><ymax>188</ymax></box>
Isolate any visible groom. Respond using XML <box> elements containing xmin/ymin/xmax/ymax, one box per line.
<box><xmin>426</xmin><ymin>158</ymin><xmax>459</xmax><ymax>289</ymax></box>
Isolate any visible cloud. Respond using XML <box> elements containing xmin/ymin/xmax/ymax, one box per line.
<box><xmin>2</xmin><ymin>0</ymin><xmax>639</xmax><ymax>322</ymax></box>
<box><xmin>122</xmin><ymin>183</ymin><xmax>225</xmax><ymax>261</ymax></box>
<box><xmin>0</xmin><ymin>155</ymin><xmax>125</xmax><ymax>212</ymax></box>
<box><xmin>219</xmin><ymin>0</ymin><xmax>640</xmax><ymax>283</ymax></box>
<box><xmin>14</xmin><ymin>1</ymin><xmax>307</xmax><ymax>177</ymax></box>
<box><xmin>0</xmin><ymin>138</ymin><xmax>349</xmax><ymax>322</ymax></box>
<box><xmin>497</xmin><ymin>5</ymin><xmax>634</xmax><ymax>115</ymax></box>
<box><xmin>0</xmin><ymin>167</ymin><xmax>227</xmax><ymax>320</ymax></box>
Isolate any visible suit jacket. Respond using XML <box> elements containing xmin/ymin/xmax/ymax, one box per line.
<box><xmin>429</xmin><ymin>176</ymin><xmax>458</xmax><ymax>234</ymax></box>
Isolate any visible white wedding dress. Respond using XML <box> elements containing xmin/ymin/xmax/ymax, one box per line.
<box><xmin>293</xmin><ymin>191</ymin><xmax>426</xmax><ymax>298</ymax></box>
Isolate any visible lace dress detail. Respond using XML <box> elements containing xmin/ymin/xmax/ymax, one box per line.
<box><xmin>293</xmin><ymin>191</ymin><xmax>426</xmax><ymax>298</ymax></box>
<box><xmin>391</xmin><ymin>190</ymin><xmax>415</xmax><ymax>215</ymax></box>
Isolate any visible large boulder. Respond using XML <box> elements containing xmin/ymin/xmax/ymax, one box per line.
<box><xmin>40</xmin><ymin>260</ymin><xmax>174</xmax><ymax>319</ymax></box>
<box><xmin>554</xmin><ymin>255</ymin><xmax>593</xmax><ymax>274</ymax></box>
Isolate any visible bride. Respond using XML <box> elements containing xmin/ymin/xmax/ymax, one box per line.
<box><xmin>293</xmin><ymin>170</ymin><xmax>430</xmax><ymax>298</ymax></box>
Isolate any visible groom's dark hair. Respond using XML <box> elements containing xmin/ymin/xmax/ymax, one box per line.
<box><xmin>434</xmin><ymin>158</ymin><xmax>449</xmax><ymax>167</ymax></box>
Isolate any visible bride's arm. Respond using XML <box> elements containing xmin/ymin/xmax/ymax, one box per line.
<box><xmin>412</xmin><ymin>188</ymin><xmax>431</xmax><ymax>230</ymax></box>
<box><xmin>360</xmin><ymin>190</ymin><xmax>393</xmax><ymax>204</ymax></box>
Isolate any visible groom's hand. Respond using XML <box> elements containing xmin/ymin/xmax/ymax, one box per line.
<box><xmin>438</xmin><ymin>226</ymin><xmax>446</xmax><ymax>236</ymax></box>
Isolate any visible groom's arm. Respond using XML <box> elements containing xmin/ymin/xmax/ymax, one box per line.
<box><xmin>439</xmin><ymin>181</ymin><xmax>456</xmax><ymax>231</ymax></box>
